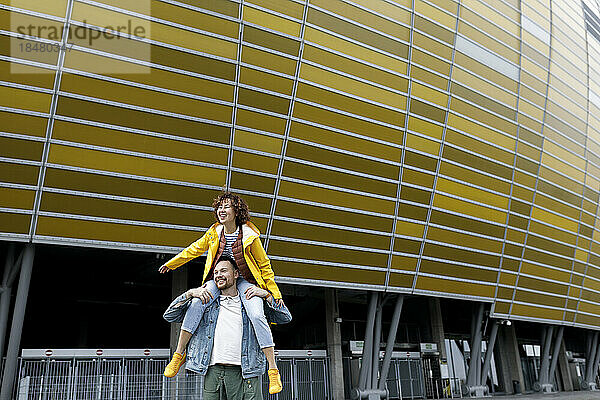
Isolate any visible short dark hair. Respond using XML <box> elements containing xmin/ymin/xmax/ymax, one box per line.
<box><xmin>216</xmin><ymin>254</ymin><xmax>238</xmax><ymax>271</ymax></box>
<box><xmin>212</xmin><ymin>191</ymin><xmax>250</xmax><ymax>226</ymax></box>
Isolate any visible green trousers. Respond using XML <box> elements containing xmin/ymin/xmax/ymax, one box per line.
<box><xmin>203</xmin><ymin>365</ymin><xmax>262</xmax><ymax>400</ymax></box>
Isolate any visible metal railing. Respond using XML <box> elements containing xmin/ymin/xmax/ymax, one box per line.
<box><xmin>14</xmin><ymin>353</ymin><xmax>330</xmax><ymax>400</ymax></box>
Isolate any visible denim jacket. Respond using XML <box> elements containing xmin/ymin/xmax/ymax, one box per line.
<box><xmin>163</xmin><ymin>291</ymin><xmax>291</xmax><ymax>379</ymax></box>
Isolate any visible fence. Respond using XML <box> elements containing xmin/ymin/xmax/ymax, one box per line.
<box><xmin>14</xmin><ymin>350</ymin><xmax>330</xmax><ymax>400</ymax></box>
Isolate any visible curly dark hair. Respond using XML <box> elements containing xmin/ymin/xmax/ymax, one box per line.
<box><xmin>212</xmin><ymin>191</ymin><xmax>250</xmax><ymax>226</ymax></box>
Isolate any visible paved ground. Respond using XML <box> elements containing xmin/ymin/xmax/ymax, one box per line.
<box><xmin>491</xmin><ymin>391</ymin><xmax>600</xmax><ymax>399</ymax></box>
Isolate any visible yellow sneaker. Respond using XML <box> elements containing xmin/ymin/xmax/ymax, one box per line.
<box><xmin>268</xmin><ymin>368</ymin><xmax>282</xmax><ymax>394</ymax></box>
<box><xmin>164</xmin><ymin>352</ymin><xmax>186</xmax><ymax>378</ymax></box>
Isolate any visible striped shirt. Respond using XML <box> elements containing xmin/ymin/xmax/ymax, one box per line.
<box><xmin>222</xmin><ymin>228</ymin><xmax>239</xmax><ymax>259</ymax></box>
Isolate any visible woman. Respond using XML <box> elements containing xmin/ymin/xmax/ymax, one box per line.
<box><xmin>158</xmin><ymin>191</ymin><xmax>284</xmax><ymax>394</ymax></box>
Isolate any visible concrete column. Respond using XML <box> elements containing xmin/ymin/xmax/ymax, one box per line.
<box><xmin>557</xmin><ymin>339</ymin><xmax>573</xmax><ymax>392</ymax></box>
<box><xmin>325</xmin><ymin>288</ymin><xmax>345</xmax><ymax>400</ymax></box>
<box><xmin>0</xmin><ymin>244</ymin><xmax>34</xmax><ymax>400</ymax></box>
<box><xmin>496</xmin><ymin>324</ymin><xmax>525</xmax><ymax>394</ymax></box>
<box><xmin>169</xmin><ymin>267</ymin><xmax>188</xmax><ymax>355</ymax></box>
<box><xmin>428</xmin><ymin>298</ymin><xmax>447</xmax><ymax>361</ymax></box>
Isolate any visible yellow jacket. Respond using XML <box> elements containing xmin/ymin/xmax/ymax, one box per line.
<box><xmin>163</xmin><ymin>221</ymin><xmax>282</xmax><ymax>299</ymax></box>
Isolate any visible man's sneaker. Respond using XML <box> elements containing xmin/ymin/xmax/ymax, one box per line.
<box><xmin>164</xmin><ymin>352</ymin><xmax>186</xmax><ymax>378</ymax></box>
<box><xmin>268</xmin><ymin>368</ymin><xmax>282</xmax><ymax>394</ymax></box>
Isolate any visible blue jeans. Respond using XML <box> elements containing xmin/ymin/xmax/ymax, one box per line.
<box><xmin>181</xmin><ymin>278</ymin><xmax>275</xmax><ymax>349</ymax></box>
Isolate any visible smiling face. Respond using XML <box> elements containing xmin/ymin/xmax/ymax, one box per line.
<box><xmin>217</xmin><ymin>199</ymin><xmax>236</xmax><ymax>226</ymax></box>
<box><xmin>213</xmin><ymin>259</ymin><xmax>239</xmax><ymax>292</ymax></box>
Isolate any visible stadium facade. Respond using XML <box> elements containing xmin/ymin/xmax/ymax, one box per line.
<box><xmin>2</xmin><ymin>0</ymin><xmax>600</xmax><ymax>397</ymax></box>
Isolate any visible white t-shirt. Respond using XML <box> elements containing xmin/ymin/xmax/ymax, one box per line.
<box><xmin>209</xmin><ymin>294</ymin><xmax>243</xmax><ymax>366</ymax></box>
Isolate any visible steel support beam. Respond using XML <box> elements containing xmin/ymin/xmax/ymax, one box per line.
<box><xmin>591</xmin><ymin>339</ymin><xmax>600</xmax><ymax>390</ymax></box>
<box><xmin>467</xmin><ymin>303</ymin><xmax>484</xmax><ymax>387</ymax></box>
<box><xmin>539</xmin><ymin>325</ymin><xmax>554</xmax><ymax>385</ymax></box>
<box><xmin>325</xmin><ymin>288</ymin><xmax>345</xmax><ymax>400</ymax></box>
<box><xmin>0</xmin><ymin>244</ymin><xmax>15</xmax><ymax>363</ymax></box>
<box><xmin>0</xmin><ymin>244</ymin><xmax>35</xmax><ymax>400</ymax></box>
<box><xmin>358</xmin><ymin>292</ymin><xmax>378</xmax><ymax>390</ymax></box>
<box><xmin>378</xmin><ymin>295</ymin><xmax>404</xmax><ymax>390</ymax></box>
<box><xmin>548</xmin><ymin>326</ymin><xmax>564</xmax><ymax>388</ymax></box>
<box><xmin>480</xmin><ymin>321</ymin><xmax>499</xmax><ymax>387</ymax></box>
<box><xmin>586</xmin><ymin>331</ymin><xmax>599</xmax><ymax>384</ymax></box>
<box><xmin>371</xmin><ymin>302</ymin><xmax>382</xmax><ymax>389</ymax></box>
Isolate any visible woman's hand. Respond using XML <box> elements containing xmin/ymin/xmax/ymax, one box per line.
<box><xmin>158</xmin><ymin>265</ymin><xmax>170</xmax><ymax>274</ymax></box>
<box><xmin>244</xmin><ymin>285</ymin><xmax>270</xmax><ymax>300</ymax></box>
<box><xmin>186</xmin><ymin>287</ymin><xmax>213</xmax><ymax>304</ymax></box>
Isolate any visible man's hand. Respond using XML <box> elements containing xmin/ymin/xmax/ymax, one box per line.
<box><xmin>186</xmin><ymin>287</ymin><xmax>213</xmax><ymax>304</ymax></box>
<box><xmin>244</xmin><ymin>285</ymin><xmax>270</xmax><ymax>300</ymax></box>
<box><xmin>158</xmin><ymin>265</ymin><xmax>170</xmax><ymax>274</ymax></box>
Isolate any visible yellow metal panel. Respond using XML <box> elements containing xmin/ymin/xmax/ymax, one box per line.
<box><xmin>395</xmin><ymin>220</ymin><xmax>425</xmax><ymax>238</ymax></box>
<box><xmin>52</xmin><ymin>120</ymin><xmax>229</xmax><ymax>166</ymax></box>
<box><xmin>35</xmin><ymin>215</ymin><xmax>200</xmax><ymax>246</ymax></box>
<box><xmin>70</xmin><ymin>3</ymin><xmax>237</xmax><ymax>60</ymax></box>
<box><xmin>273</xmin><ymin>259</ymin><xmax>386</xmax><ymax>285</ymax></box>
<box><xmin>234</xmin><ymin>130</ymin><xmax>283</xmax><ymax>155</ymax></box>
<box><xmin>268</xmin><ymin>239</ymin><xmax>388</xmax><ymax>267</ymax></box>
<box><xmin>433</xmin><ymin>193</ymin><xmax>506</xmax><ymax>223</ymax></box>
<box><xmin>0</xmin><ymin>136</ymin><xmax>43</xmax><ymax>161</ymax></box>
<box><xmin>0</xmin><ymin>187</ymin><xmax>35</xmax><ymax>209</ymax></box>
<box><xmin>0</xmin><ymin>86</ymin><xmax>51</xmax><ymax>113</ymax></box>
<box><xmin>304</xmin><ymin>27</ymin><xmax>407</xmax><ymax>74</ymax></box>
<box><xmin>243</xmin><ymin>6</ymin><xmax>301</xmax><ymax>37</ymax></box>
<box><xmin>40</xmin><ymin>192</ymin><xmax>214</xmax><ymax>227</ymax></box>
<box><xmin>498</xmin><ymin>272</ymin><xmax>517</xmax><ymax>287</ymax></box>
<box><xmin>390</xmin><ymin>255</ymin><xmax>418</xmax><ymax>272</ymax></box>
<box><xmin>232</xmin><ymin>151</ymin><xmax>280</xmax><ymax>175</ymax></box>
<box><xmin>388</xmin><ymin>272</ymin><xmax>415</xmax><ymax>288</ymax></box>
<box><xmin>247</xmin><ymin>0</ymin><xmax>303</xmax><ymax>19</ymax></box>
<box><xmin>0</xmin><ymin>212</ymin><xmax>31</xmax><ymax>234</ymax></box>
<box><xmin>0</xmin><ymin>60</ymin><xmax>55</xmax><ymax>88</ymax></box>
<box><xmin>63</xmin><ymin>51</ymin><xmax>234</xmax><ymax>102</ymax></box>
<box><xmin>310</xmin><ymin>0</ymin><xmax>410</xmax><ymax>41</ymax></box>
<box><xmin>229</xmin><ymin>171</ymin><xmax>275</xmax><ymax>194</ymax></box>
<box><xmin>447</xmin><ymin>113</ymin><xmax>515</xmax><ymax>151</ymax></box>
<box><xmin>236</xmin><ymin>108</ymin><xmax>287</xmax><ymax>135</ymax></box>
<box><xmin>0</xmin><ymin>111</ymin><xmax>47</xmax><ymax>137</ymax></box>
<box><xmin>415</xmin><ymin>275</ymin><xmax>496</xmax><ymax>297</ymax></box>
<box><xmin>293</xmin><ymin>102</ymin><xmax>404</xmax><ymax>145</ymax></box>
<box><xmin>296</xmin><ymin>82</ymin><xmax>404</xmax><ymax>125</ymax></box>
<box><xmin>301</xmin><ymin>63</ymin><xmax>406</xmax><ymax>109</ymax></box>
<box><xmin>277</xmin><ymin>199</ymin><xmax>393</xmax><ymax>231</ymax></box>
<box><xmin>405</xmin><ymin>133</ymin><xmax>440</xmax><ymax>156</ymax></box>
<box><xmin>514</xmin><ymin>290</ymin><xmax>565</xmax><ymax>308</ymax></box>
<box><xmin>283</xmin><ymin>161</ymin><xmax>398</xmax><ymax>198</ymax></box>
<box><xmin>408</xmin><ymin>116</ymin><xmax>444</xmax><ymax>140</ymax></box>
<box><xmin>289</xmin><ymin>121</ymin><xmax>402</xmax><ymax>163</ymax></box>
<box><xmin>0</xmin><ymin>162</ymin><xmax>39</xmax><ymax>185</ymax></box>
<box><xmin>511</xmin><ymin>304</ymin><xmax>564</xmax><ymax>320</ymax></box>
<box><xmin>241</xmin><ymin>46</ymin><xmax>297</xmax><ymax>75</ymax></box>
<box><xmin>47</xmin><ymin>144</ymin><xmax>226</xmax><ymax>186</ymax></box>
<box><xmin>271</xmin><ymin>220</ymin><xmax>389</xmax><ymax>250</ymax></box>
<box><xmin>3</xmin><ymin>0</ymin><xmax>67</xmax><ymax>17</ymax></box>
<box><xmin>278</xmin><ymin>181</ymin><xmax>395</xmax><ymax>215</ymax></box>
<box><xmin>415</xmin><ymin>0</ymin><xmax>456</xmax><ymax>29</ymax></box>
<box><xmin>60</xmin><ymin>73</ymin><xmax>233</xmax><ymax>123</ymax></box>
<box><xmin>239</xmin><ymin>67</ymin><xmax>294</xmax><ymax>96</ymax></box>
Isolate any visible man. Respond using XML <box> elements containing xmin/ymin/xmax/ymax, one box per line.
<box><xmin>163</xmin><ymin>255</ymin><xmax>291</xmax><ymax>399</ymax></box>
